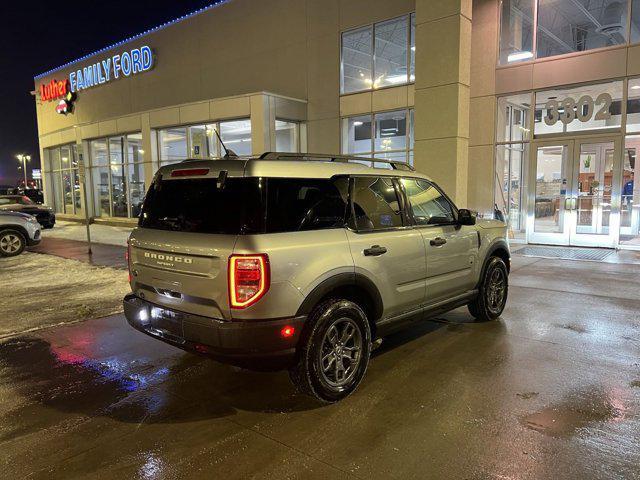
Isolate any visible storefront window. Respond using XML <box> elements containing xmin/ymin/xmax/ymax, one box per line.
<box><xmin>499</xmin><ymin>1</ymin><xmax>633</xmax><ymax>64</ymax></box>
<box><xmin>189</xmin><ymin>125</ymin><xmax>208</xmax><ymax>158</ymax></box>
<box><xmin>374</xmin><ymin>110</ymin><xmax>407</xmax><ymax>151</ymax></box>
<box><xmin>44</xmin><ymin>144</ymin><xmax>79</xmax><ymax>215</ymax></box>
<box><xmin>219</xmin><ymin>119</ymin><xmax>252</xmax><ymax>156</ymax></box>
<box><xmin>89</xmin><ymin>133</ymin><xmax>147</xmax><ymax>218</ymax></box>
<box><xmin>495</xmin><ymin>144</ymin><xmax>527</xmax><ymax>240</ymax></box>
<box><xmin>374</xmin><ymin>16</ymin><xmax>408</xmax><ymax>89</ymax></box>
<box><xmin>341</xmin><ymin>14</ymin><xmax>415</xmax><ymax>94</ymax></box>
<box><xmin>627</xmin><ymin>78</ymin><xmax>640</xmax><ymax>132</ymax></box>
<box><xmin>341</xmin><ymin>26</ymin><xmax>373</xmax><ymax>93</ymax></box>
<box><xmin>275</xmin><ymin>120</ymin><xmax>298</xmax><ymax>152</ymax></box>
<box><xmin>410</xmin><ymin>13</ymin><xmax>416</xmax><ymax>82</ymax></box>
<box><xmin>632</xmin><ymin>0</ymin><xmax>640</xmax><ymax>43</ymax></box>
<box><xmin>342</xmin><ymin>109</ymin><xmax>414</xmax><ymax>165</ymax></box>
<box><xmin>158</xmin><ymin>128</ymin><xmax>187</xmax><ymax>164</ymax></box>
<box><xmin>621</xmin><ymin>136</ymin><xmax>640</xmax><ymax>246</ymax></box>
<box><xmin>497</xmin><ymin>93</ymin><xmax>532</xmax><ymax>143</ymax></box>
<box><xmin>342</xmin><ymin>114</ymin><xmax>372</xmax><ymax>154</ymax></box>
<box><xmin>499</xmin><ymin>0</ymin><xmax>534</xmax><ymax>64</ymax></box>
<box><xmin>158</xmin><ymin>120</ymin><xmax>253</xmax><ymax>163</ymax></box>
<box><xmin>92</xmin><ymin>166</ymin><xmax>110</xmax><ymax>218</ymax></box>
<box><xmin>537</xmin><ymin>0</ymin><xmax>627</xmax><ymax>59</ymax></box>
<box><xmin>534</xmin><ymin>81</ymin><xmax>623</xmax><ymax>135</ymax></box>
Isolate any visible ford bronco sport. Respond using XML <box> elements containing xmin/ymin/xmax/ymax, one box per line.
<box><xmin>124</xmin><ymin>153</ymin><xmax>510</xmax><ymax>402</ymax></box>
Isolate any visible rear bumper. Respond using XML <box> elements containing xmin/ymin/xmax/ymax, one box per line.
<box><xmin>123</xmin><ymin>294</ymin><xmax>306</xmax><ymax>370</ymax></box>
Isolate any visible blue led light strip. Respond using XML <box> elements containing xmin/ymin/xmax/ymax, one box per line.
<box><xmin>34</xmin><ymin>0</ymin><xmax>229</xmax><ymax>80</ymax></box>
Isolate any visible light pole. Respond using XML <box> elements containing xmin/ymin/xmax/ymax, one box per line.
<box><xmin>16</xmin><ymin>154</ymin><xmax>31</xmax><ymax>188</ymax></box>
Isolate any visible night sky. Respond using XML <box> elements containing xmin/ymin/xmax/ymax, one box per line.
<box><xmin>0</xmin><ymin>0</ymin><xmax>217</xmax><ymax>186</ymax></box>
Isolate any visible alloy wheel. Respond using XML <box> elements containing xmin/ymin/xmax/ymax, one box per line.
<box><xmin>318</xmin><ymin>317</ymin><xmax>363</xmax><ymax>388</ymax></box>
<box><xmin>0</xmin><ymin>234</ymin><xmax>22</xmax><ymax>254</ymax></box>
<box><xmin>486</xmin><ymin>268</ymin><xmax>506</xmax><ymax>312</ymax></box>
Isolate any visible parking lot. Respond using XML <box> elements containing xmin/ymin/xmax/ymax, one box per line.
<box><xmin>1</xmin><ymin>251</ymin><xmax>640</xmax><ymax>479</ymax></box>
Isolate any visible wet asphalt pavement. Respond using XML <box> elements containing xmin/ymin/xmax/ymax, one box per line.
<box><xmin>1</xmin><ymin>254</ymin><xmax>640</xmax><ymax>479</ymax></box>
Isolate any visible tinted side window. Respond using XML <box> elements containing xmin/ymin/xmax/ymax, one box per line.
<box><xmin>265</xmin><ymin>178</ymin><xmax>348</xmax><ymax>233</ymax></box>
<box><xmin>401</xmin><ymin>178</ymin><xmax>455</xmax><ymax>225</ymax></box>
<box><xmin>140</xmin><ymin>178</ymin><xmax>264</xmax><ymax>234</ymax></box>
<box><xmin>352</xmin><ymin>177</ymin><xmax>403</xmax><ymax>231</ymax></box>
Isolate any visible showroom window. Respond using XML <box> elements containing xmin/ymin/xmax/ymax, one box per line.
<box><xmin>623</xmin><ymin>79</ymin><xmax>640</xmax><ymax>247</ymax></box>
<box><xmin>498</xmin><ymin>0</ymin><xmax>534</xmax><ymax>64</ymax></box>
<box><xmin>158</xmin><ymin>119</ymin><xmax>254</xmax><ymax>164</ymax></box>
<box><xmin>341</xmin><ymin>109</ymin><xmax>414</xmax><ymax>166</ymax></box>
<box><xmin>276</xmin><ymin>120</ymin><xmax>300</xmax><ymax>153</ymax></box>
<box><xmin>89</xmin><ymin>133</ymin><xmax>147</xmax><ymax>218</ymax></box>
<box><xmin>43</xmin><ymin>144</ymin><xmax>82</xmax><ymax>216</ymax></box>
<box><xmin>341</xmin><ymin>14</ymin><xmax>415</xmax><ymax>94</ymax></box>
<box><xmin>499</xmin><ymin>0</ymin><xmax>637</xmax><ymax>65</ymax></box>
<box><xmin>533</xmin><ymin>81</ymin><xmax>623</xmax><ymax>136</ymax></box>
<box><xmin>495</xmin><ymin>93</ymin><xmax>532</xmax><ymax>240</ymax></box>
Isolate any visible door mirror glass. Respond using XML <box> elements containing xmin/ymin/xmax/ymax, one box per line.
<box><xmin>457</xmin><ymin>209</ymin><xmax>476</xmax><ymax>226</ymax></box>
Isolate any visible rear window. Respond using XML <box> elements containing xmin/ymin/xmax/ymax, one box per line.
<box><xmin>139</xmin><ymin>176</ymin><xmax>349</xmax><ymax>234</ymax></box>
<box><xmin>140</xmin><ymin>178</ymin><xmax>263</xmax><ymax>234</ymax></box>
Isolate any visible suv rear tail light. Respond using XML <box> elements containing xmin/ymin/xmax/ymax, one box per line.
<box><xmin>228</xmin><ymin>254</ymin><xmax>270</xmax><ymax>309</ymax></box>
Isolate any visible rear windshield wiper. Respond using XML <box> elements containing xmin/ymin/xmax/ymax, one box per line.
<box><xmin>157</xmin><ymin>216</ymin><xmax>183</xmax><ymax>230</ymax></box>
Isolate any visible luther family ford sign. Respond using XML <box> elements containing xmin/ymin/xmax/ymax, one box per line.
<box><xmin>38</xmin><ymin>45</ymin><xmax>154</xmax><ymax>115</ymax></box>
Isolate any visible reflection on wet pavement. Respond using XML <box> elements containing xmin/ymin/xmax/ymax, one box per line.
<box><xmin>1</xmin><ymin>256</ymin><xmax>640</xmax><ymax>478</ymax></box>
<box><xmin>521</xmin><ymin>386</ymin><xmax>627</xmax><ymax>439</ymax></box>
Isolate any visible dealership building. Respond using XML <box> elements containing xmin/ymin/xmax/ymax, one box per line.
<box><xmin>33</xmin><ymin>0</ymin><xmax>640</xmax><ymax>249</ymax></box>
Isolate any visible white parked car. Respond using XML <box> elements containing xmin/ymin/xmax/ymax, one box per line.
<box><xmin>0</xmin><ymin>211</ymin><xmax>41</xmax><ymax>257</ymax></box>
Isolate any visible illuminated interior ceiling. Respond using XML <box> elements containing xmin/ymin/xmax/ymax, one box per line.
<box><xmin>342</xmin><ymin>19</ymin><xmax>409</xmax><ymax>87</ymax></box>
<box><xmin>510</xmin><ymin>0</ymin><xmax>636</xmax><ymax>58</ymax></box>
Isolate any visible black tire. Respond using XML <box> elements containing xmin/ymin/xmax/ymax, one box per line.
<box><xmin>289</xmin><ymin>298</ymin><xmax>371</xmax><ymax>403</ymax></box>
<box><xmin>0</xmin><ymin>229</ymin><xmax>26</xmax><ymax>257</ymax></box>
<box><xmin>468</xmin><ymin>256</ymin><xmax>508</xmax><ymax>321</ymax></box>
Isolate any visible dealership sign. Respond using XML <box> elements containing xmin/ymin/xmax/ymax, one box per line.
<box><xmin>70</xmin><ymin>45</ymin><xmax>154</xmax><ymax>92</ymax></box>
<box><xmin>39</xmin><ymin>79</ymin><xmax>69</xmax><ymax>101</ymax></box>
<box><xmin>38</xmin><ymin>45</ymin><xmax>154</xmax><ymax>114</ymax></box>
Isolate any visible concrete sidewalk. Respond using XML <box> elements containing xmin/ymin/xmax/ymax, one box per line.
<box><xmin>29</xmin><ymin>237</ymin><xmax>127</xmax><ymax>269</ymax></box>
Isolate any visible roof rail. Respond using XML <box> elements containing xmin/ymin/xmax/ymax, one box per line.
<box><xmin>258</xmin><ymin>152</ymin><xmax>415</xmax><ymax>171</ymax></box>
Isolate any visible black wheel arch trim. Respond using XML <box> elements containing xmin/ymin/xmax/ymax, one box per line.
<box><xmin>0</xmin><ymin>225</ymin><xmax>29</xmax><ymax>240</ymax></box>
<box><xmin>295</xmin><ymin>272</ymin><xmax>384</xmax><ymax>321</ymax></box>
<box><xmin>476</xmin><ymin>240</ymin><xmax>511</xmax><ymax>289</ymax></box>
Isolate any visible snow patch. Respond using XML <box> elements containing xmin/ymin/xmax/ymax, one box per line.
<box><xmin>0</xmin><ymin>252</ymin><xmax>130</xmax><ymax>337</ymax></box>
<box><xmin>42</xmin><ymin>221</ymin><xmax>132</xmax><ymax>247</ymax></box>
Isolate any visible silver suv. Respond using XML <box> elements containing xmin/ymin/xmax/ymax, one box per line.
<box><xmin>124</xmin><ymin>153</ymin><xmax>509</xmax><ymax>402</ymax></box>
<box><xmin>0</xmin><ymin>211</ymin><xmax>41</xmax><ymax>257</ymax></box>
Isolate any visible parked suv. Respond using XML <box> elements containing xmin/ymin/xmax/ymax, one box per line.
<box><xmin>0</xmin><ymin>195</ymin><xmax>55</xmax><ymax>228</ymax></box>
<box><xmin>0</xmin><ymin>211</ymin><xmax>41</xmax><ymax>257</ymax></box>
<box><xmin>124</xmin><ymin>153</ymin><xmax>509</xmax><ymax>402</ymax></box>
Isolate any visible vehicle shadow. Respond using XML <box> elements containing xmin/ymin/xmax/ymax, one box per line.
<box><xmin>0</xmin><ymin>311</ymin><xmax>506</xmax><ymax>432</ymax></box>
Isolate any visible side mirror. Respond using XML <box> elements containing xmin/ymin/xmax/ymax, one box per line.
<box><xmin>458</xmin><ymin>209</ymin><xmax>476</xmax><ymax>226</ymax></box>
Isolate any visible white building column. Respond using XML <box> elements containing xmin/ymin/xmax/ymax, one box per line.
<box><xmin>414</xmin><ymin>0</ymin><xmax>472</xmax><ymax>205</ymax></box>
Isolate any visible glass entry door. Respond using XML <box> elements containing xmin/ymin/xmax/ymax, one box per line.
<box><xmin>528</xmin><ymin>137</ymin><xmax>621</xmax><ymax>247</ymax></box>
<box><xmin>570</xmin><ymin>139</ymin><xmax>621</xmax><ymax>247</ymax></box>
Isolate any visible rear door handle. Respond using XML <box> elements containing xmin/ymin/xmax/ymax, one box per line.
<box><xmin>430</xmin><ymin>237</ymin><xmax>447</xmax><ymax>247</ymax></box>
<box><xmin>363</xmin><ymin>245</ymin><xmax>387</xmax><ymax>256</ymax></box>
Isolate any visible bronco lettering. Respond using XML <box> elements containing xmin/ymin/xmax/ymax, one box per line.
<box><xmin>144</xmin><ymin>251</ymin><xmax>193</xmax><ymax>264</ymax></box>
